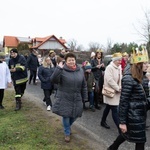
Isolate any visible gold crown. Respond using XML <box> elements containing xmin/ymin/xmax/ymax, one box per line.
<box><xmin>132</xmin><ymin>46</ymin><xmax>149</xmax><ymax>63</ymax></box>
<box><xmin>112</xmin><ymin>52</ymin><xmax>122</xmax><ymax>58</ymax></box>
<box><xmin>96</xmin><ymin>49</ymin><xmax>103</xmax><ymax>53</ymax></box>
<box><xmin>122</xmin><ymin>52</ymin><xmax>128</xmax><ymax>57</ymax></box>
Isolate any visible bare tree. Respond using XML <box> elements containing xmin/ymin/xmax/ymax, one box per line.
<box><xmin>133</xmin><ymin>9</ymin><xmax>150</xmax><ymax>52</ymax></box>
<box><xmin>88</xmin><ymin>42</ymin><xmax>100</xmax><ymax>52</ymax></box>
<box><xmin>76</xmin><ymin>44</ymin><xmax>84</xmax><ymax>51</ymax></box>
<box><xmin>67</xmin><ymin>39</ymin><xmax>77</xmax><ymax>51</ymax></box>
<box><xmin>106</xmin><ymin>38</ymin><xmax>113</xmax><ymax>54</ymax></box>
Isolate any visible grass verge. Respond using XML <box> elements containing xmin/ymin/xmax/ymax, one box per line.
<box><xmin>0</xmin><ymin>90</ymin><xmax>90</xmax><ymax>150</ymax></box>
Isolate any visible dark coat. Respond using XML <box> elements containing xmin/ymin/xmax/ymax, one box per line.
<box><xmin>51</xmin><ymin>57</ymin><xmax>57</xmax><ymax>67</ymax></box>
<box><xmin>50</xmin><ymin>64</ymin><xmax>88</xmax><ymax>118</ymax></box>
<box><xmin>8</xmin><ymin>55</ymin><xmax>28</xmax><ymax>85</ymax></box>
<box><xmin>91</xmin><ymin>58</ymin><xmax>105</xmax><ymax>93</ymax></box>
<box><xmin>26</xmin><ymin>53</ymin><xmax>39</xmax><ymax>71</ymax></box>
<box><xmin>90</xmin><ymin>58</ymin><xmax>105</xmax><ymax>80</ymax></box>
<box><xmin>84</xmin><ymin>72</ymin><xmax>95</xmax><ymax>92</ymax></box>
<box><xmin>119</xmin><ymin>70</ymin><xmax>148</xmax><ymax>143</ymax></box>
<box><xmin>38</xmin><ymin>65</ymin><xmax>54</xmax><ymax>90</ymax></box>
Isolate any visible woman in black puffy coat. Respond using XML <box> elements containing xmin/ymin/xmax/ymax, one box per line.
<box><xmin>38</xmin><ymin>56</ymin><xmax>54</xmax><ymax>111</ymax></box>
<box><xmin>108</xmin><ymin>62</ymin><xmax>149</xmax><ymax>150</ymax></box>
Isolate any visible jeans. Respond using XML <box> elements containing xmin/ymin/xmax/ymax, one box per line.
<box><xmin>109</xmin><ymin>134</ymin><xmax>145</xmax><ymax>150</ymax></box>
<box><xmin>88</xmin><ymin>91</ymin><xmax>94</xmax><ymax>106</ymax></box>
<box><xmin>43</xmin><ymin>89</ymin><xmax>52</xmax><ymax>106</ymax></box>
<box><xmin>62</xmin><ymin>117</ymin><xmax>76</xmax><ymax>135</ymax></box>
<box><xmin>101</xmin><ymin>104</ymin><xmax>119</xmax><ymax>129</ymax></box>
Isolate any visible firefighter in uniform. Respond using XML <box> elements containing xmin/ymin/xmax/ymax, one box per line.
<box><xmin>9</xmin><ymin>48</ymin><xmax>28</xmax><ymax>111</ymax></box>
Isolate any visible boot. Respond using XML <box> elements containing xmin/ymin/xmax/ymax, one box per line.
<box><xmin>15</xmin><ymin>100</ymin><xmax>21</xmax><ymax>111</ymax></box>
<box><xmin>107</xmin><ymin>145</ymin><xmax>118</xmax><ymax>150</ymax></box>
<box><xmin>0</xmin><ymin>104</ymin><xmax>4</xmax><ymax>109</ymax></box>
<box><xmin>83</xmin><ymin>102</ymin><xmax>88</xmax><ymax>110</ymax></box>
<box><xmin>101</xmin><ymin>121</ymin><xmax>110</xmax><ymax>129</ymax></box>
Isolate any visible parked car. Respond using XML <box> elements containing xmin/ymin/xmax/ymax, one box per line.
<box><xmin>103</xmin><ymin>55</ymin><xmax>112</xmax><ymax>66</ymax></box>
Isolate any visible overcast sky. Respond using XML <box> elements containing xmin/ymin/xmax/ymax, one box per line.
<box><xmin>0</xmin><ymin>0</ymin><xmax>150</xmax><ymax>49</ymax></box>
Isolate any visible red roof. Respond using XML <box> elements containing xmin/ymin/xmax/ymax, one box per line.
<box><xmin>32</xmin><ymin>35</ymin><xmax>68</xmax><ymax>49</ymax></box>
<box><xmin>3</xmin><ymin>36</ymin><xmax>18</xmax><ymax>47</ymax></box>
<box><xmin>59</xmin><ymin>38</ymin><xmax>66</xmax><ymax>44</ymax></box>
<box><xmin>33</xmin><ymin>37</ymin><xmax>47</xmax><ymax>42</ymax></box>
<box><xmin>3</xmin><ymin>35</ymin><xmax>68</xmax><ymax>49</ymax></box>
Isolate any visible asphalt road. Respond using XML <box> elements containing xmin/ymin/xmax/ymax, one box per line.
<box><xmin>25</xmin><ymin>81</ymin><xmax>150</xmax><ymax>150</ymax></box>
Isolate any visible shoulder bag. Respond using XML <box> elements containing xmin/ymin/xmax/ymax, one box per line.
<box><xmin>102</xmin><ymin>69</ymin><xmax>120</xmax><ymax>98</ymax></box>
<box><xmin>102</xmin><ymin>86</ymin><xmax>115</xmax><ymax>98</ymax></box>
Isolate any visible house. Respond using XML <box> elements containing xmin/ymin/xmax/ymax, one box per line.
<box><xmin>3</xmin><ymin>35</ymin><xmax>68</xmax><ymax>55</ymax></box>
<box><xmin>3</xmin><ymin>36</ymin><xmax>32</xmax><ymax>54</ymax></box>
<box><xmin>0</xmin><ymin>42</ymin><xmax>4</xmax><ymax>52</ymax></box>
<box><xmin>31</xmin><ymin>35</ymin><xmax>68</xmax><ymax>56</ymax></box>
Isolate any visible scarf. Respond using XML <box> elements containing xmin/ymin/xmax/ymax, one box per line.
<box><xmin>67</xmin><ymin>64</ymin><xmax>77</xmax><ymax>71</ymax></box>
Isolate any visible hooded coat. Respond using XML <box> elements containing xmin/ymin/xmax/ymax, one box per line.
<box><xmin>119</xmin><ymin>68</ymin><xmax>148</xmax><ymax>143</ymax></box>
<box><xmin>50</xmin><ymin>64</ymin><xmax>88</xmax><ymax>118</ymax></box>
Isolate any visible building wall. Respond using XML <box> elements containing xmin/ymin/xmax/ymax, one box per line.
<box><xmin>4</xmin><ymin>47</ymin><xmax>13</xmax><ymax>54</ymax></box>
<box><xmin>38</xmin><ymin>40</ymin><xmax>65</xmax><ymax>50</ymax></box>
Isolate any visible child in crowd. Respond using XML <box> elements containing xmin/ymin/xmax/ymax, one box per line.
<box><xmin>0</xmin><ymin>52</ymin><xmax>12</xmax><ymax>109</ymax></box>
<box><xmin>84</xmin><ymin>61</ymin><xmax>95</xmax><ymax>112</ymax></box>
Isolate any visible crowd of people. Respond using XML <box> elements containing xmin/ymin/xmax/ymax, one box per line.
<box><xmin>0</xmin><ymin>47</ymin><xmax>150</xmax><ymax>149</ymax></box>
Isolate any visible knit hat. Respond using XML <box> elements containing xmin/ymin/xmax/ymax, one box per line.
<box><xmin>112</xmin><ymin>52</ymin><xmax>122</xmax><ymax>61</ymax></box>
<box><xmin>10</xmin><ymin>48</ymin><xmax>18</xmax><ymax>53</ymax></box>
<box><xmin>84</xmin><ymin>62</ymin><xmax>92</xmax><ymax>70</ymax></box>
<box><xmin>0</xmin><ymin>52</ymin><xmax>5</xmax><ymax>59</ymax></box>
<box><xmin>90</xmin><ymin>52</ymin><xmax>95</xmax><ymax>58</ymax></box>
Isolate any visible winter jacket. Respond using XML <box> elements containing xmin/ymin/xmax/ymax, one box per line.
<box><xmin>26</xmin><ymin>53</ymin><xmax>39</xmax><ymax>71</ymax></box>
<box><xmin>121</xmin><ymin>58</ymin><xmax>127</xmax><ymax>73</ymax></box>
<box><xmin>8</xmin><ymin>55</ymin><xmax>28</xmax><ymax>85</ymax></box>
<box><xmin>51</xmin><ymin>57</ymin><xmax>57</xmax><ymax>67</ymax></box>
<box><xmin>38</xmin><ymin>65</ymin><xmax>54</xmax><ymax>89</ymax></box>
<box><xmin>119</xmin><ymin>70</ymin><xmax>148</xmax><ymax>143</ymax></box>
<box><xmin>103</xmin><ymin>62</ymin><xmax>122</xmax><ymax>105</ymax></box>
<box><xmin>0</xmin><ymin>61</ymin><xmax>11</xmax><ymax>89</ymax></box>
<box><xmin>50</xmin><ymin>64</ymin><xmax>88</xmax><ymax>118</ymax></box>
<box><xmin>90</xmin><ymin>58</ymin><xmax>105</xmax><ymax>80</ymax></box>
<box><xmin>85</xmin><ymin>72</ymin><xmax>95</xmax><ymax>92</ymax></box>
<box><xmin>142</xmin><ymin>72</ymin><xmax>149</xmax><ymax>97</ymax></box>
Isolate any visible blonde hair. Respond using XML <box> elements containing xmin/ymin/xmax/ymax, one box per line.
<box><xmin>42</xmin><ymin>56</ymin><xmax>54</xmax><ymax>68</ymax></box>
